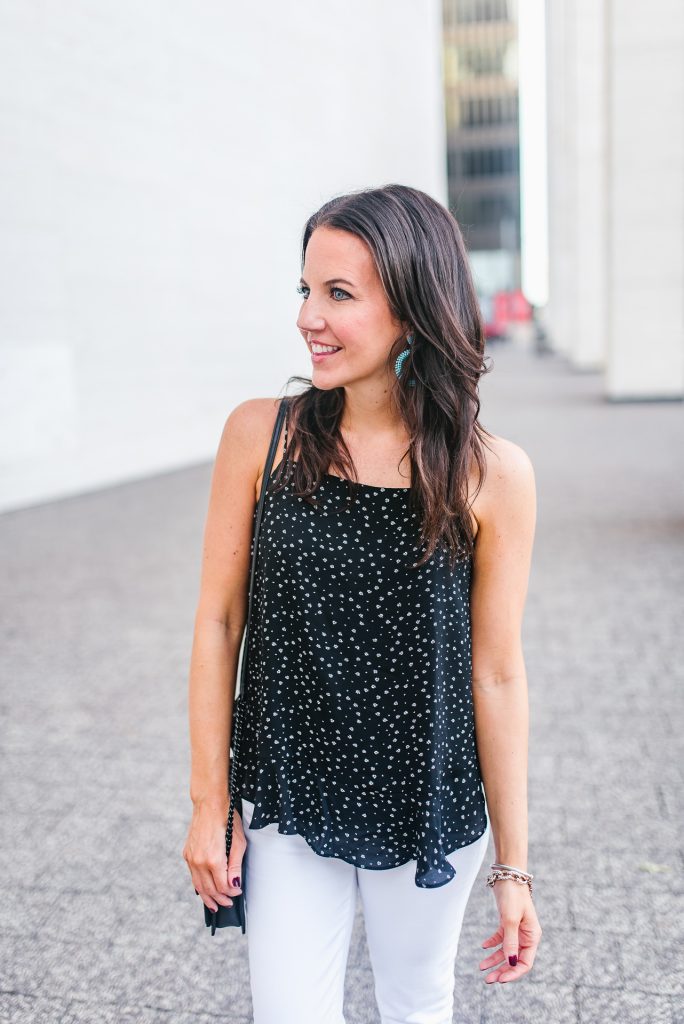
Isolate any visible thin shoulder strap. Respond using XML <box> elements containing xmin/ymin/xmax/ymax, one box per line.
<box><xmin>282</xmin><ymin>395</ymin><xmax>289</xmax><ymax>466</ymax></box>
<box><xmin>238</xmin><ymin>394</ymin><xmax>289</xmax><ymax>702</ymax></box>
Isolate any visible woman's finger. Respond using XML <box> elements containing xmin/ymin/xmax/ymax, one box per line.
<box><xmin>226</xmin><ymin>841</ymin><xmax>245</xmax><ymax>895</ymax></box>
<box><xmin>208</xmin><ymin>855</ymin><xmax>240</xmax><ymax>905</ymax></box>
<box><xmin>226</xmin><ymin>861</ymin><xmax>243</xmax><ymax>895</ymax></box>
<box><xmin>479</xmin><ymin>927</ymin><xmax>505</xmax><ymax>970</ymax></box>
<box><xmin>479</xmin><ymin>946</ymin><xmax>508</xmax><ymax>975</ymax></box>
<box><xmin>481</xmin><ymin>927</ymin><xmax>504</xmax><ymax>949</ymax></box>
<box><xmin>481</xmin><ymin>940</ymin><xmax>539</xmax><ymax>984</ymax></box>
<box><xmin>197</xmin><ymin>891</ymin><xmax>233</xmax><ymax>912</ymax></box>
<box><xmin>194</xmin><ymin>861</ymin><xmax>235</xmax><ymax>912</ymax></box>
<box><xmin>484</xmin><ymin>949</ymin><xmax>532</xmax><ymax>984</ymax></box>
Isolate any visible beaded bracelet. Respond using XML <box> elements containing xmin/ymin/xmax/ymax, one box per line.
<box><xmin>486</xmin><ymin>862</ymin><xmax>534</xmax><ymax>899</ymax></box>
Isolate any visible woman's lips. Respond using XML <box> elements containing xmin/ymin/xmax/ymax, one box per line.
<box><xmin>310</xmin><ymin>346</ymin><xmax>342</xmax><ymax>363</ymax></box>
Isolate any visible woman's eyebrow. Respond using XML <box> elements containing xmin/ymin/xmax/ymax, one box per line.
<box><xmin>299</xmin><ymin>276</ymin><xmax>357</xmax><ymax>287</ymax></box>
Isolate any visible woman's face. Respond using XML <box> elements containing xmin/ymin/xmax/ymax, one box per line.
<box><xmin>296</xmin><ymin>226</ymin><xmax>408</xmax><ymax>390</ymax></box>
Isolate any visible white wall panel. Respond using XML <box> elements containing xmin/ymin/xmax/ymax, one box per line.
<box><xmin>0</xmin><ymin>0</ymin><xmax>446</xmax><ymax>511</ymax></box>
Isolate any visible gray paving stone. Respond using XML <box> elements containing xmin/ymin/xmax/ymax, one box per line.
<box><xmin>618</xmin><ymin>933</ymin><xmax>683</xmax><ymax>998</ymax></box>
<box><xmin>578</xmin><ymin>987</ymin><xmax>675</xmax><ymax>1024</ymax></box>
<box><xmin>0</xmin><ymin>995</ymin><xmax>70</xmax><ymax>1024</ymax></box>
<box><xmin>59</xmin><ymin>1004</ymin><xmax>252</xmax><ymax>1024</ymax></box>
<box><xmin>567</xmin><ymin>883</ymin><xmax>659</xmax><ymax>939</ymax></box>
<box><xmin>482</xmin><ymin>982</ymin><xmax>578</xmax><ymax>1023</ymax></box>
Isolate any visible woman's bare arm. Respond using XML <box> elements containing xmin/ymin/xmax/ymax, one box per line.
<box><xmin>469</xmin><ymin>437</ymin><xmax>537</xmax><ymax>870</ymax></box>
<box><xmin>188</xmin><ymin>397</ymin><xmax>279</xmax><ymax>813</ymax></box>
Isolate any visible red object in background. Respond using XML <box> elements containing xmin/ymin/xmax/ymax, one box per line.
<box><xmin>483</xmin><ymin>289</ymin><xmax>532</xmax><ymax>338</ymax></box>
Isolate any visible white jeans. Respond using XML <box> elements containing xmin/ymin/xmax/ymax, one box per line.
<box><xmin>240</xmin><ymin>797</ymin><xmax>491</xmax><ymax>1024</ymax></box>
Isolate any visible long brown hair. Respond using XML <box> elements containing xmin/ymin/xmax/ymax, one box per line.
<box><xmin>271</xmin><ymin>183</ymin><xmax>495</xmax><ymax>571</ymax></box>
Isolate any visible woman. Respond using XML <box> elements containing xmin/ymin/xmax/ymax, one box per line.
<box><xmin>183</xmin><ymin>183</ymin><xmax>542</xmax><ymax>1023</ymax></box>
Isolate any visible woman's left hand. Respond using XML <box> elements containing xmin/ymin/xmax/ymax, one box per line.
<box><xmin>479</xmin><ymin>880</ymin><xmax>543</xmax><ymax>984</ymax></box>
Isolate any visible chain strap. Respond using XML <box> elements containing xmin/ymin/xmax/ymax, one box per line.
<box><xmin>226</xmin><ymin>693</ymin><xmax>245</xmax><ymax>859</ymax></box>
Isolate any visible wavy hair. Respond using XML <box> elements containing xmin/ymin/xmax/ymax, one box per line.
<box><xmin>270</xmin><ymin>182</ymin><xmax>495</xmax><ymax>570</ymax></box>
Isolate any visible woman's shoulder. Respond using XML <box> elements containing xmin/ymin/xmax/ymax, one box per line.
<box><xmin>215</xmin><ymin>396</ymin><xmax>285</xmax><ymax>466</ymax></box>
<box><xmin>224</xmin><ymin>396</ymin><xmax>285</xmax><ymax>430</ymax></box>
<box><xmin>469</xmin><ymin>432</ymin><xmax>536</xmax><ymax>530</ymax></box>
<box><xmin>219</xmin><ymin>398</ymin><xmax>290</xmax><ymax>500</ymax></box>
<box><xmin>481</xmin><ymin>433</ymin><xmax>534</xmax><ymax>478</ymax></box>
<box><xmin>219</xmin><ymin>396</ymin><xmax>288</xmax><ymax>453</ymax></box>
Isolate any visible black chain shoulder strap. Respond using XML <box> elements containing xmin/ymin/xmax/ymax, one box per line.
<box><xmin>225</xmin><ymin>396</ymin><xmax>290</xmax><ymax>857</ymax></box>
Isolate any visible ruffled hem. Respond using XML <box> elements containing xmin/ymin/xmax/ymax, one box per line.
<box><xmin>241</xmin><ymin>791</ymin><xmax>489</xmax><ymax>889</ymax></box>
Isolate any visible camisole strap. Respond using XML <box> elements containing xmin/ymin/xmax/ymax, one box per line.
<box><xmin>281</xmin><ymin>397</ymin><xmax>289</xmax><ymax>467</ymax></box>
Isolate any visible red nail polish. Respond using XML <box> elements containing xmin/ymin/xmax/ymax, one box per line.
<box><xmin>508</xmin><ymin>955</ymin><xmax>518</xmax><ymax>966</ymax></box>
<box><xmin>232</xmin><ymin>876</ymin><xmax>241</xmax><ymax>888</ymax></box>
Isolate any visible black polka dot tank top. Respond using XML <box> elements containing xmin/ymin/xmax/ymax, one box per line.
<box><xmin>235</xmin><ymin>433</ymin><xmax>489</xmax><ymax>889</ymax></box>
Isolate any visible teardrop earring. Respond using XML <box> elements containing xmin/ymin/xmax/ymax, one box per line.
<box><xmin>394</xmin><ymin>333</ymin><xmax>416</xmax><ymax>387</ymax></box>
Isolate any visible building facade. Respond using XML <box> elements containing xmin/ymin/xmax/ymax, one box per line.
<box><xmin>443</xmin><ymin>0</ymin><xmax>521</xmax><ymax>296</ymax></box>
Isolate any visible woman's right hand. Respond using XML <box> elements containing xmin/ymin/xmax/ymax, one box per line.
<box><xmin>182</xmin><ymin>802</ymin><xmax>246</xmax><ymax>912</ymax></box>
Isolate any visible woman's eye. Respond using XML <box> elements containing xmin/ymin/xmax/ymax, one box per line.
<box><xmin>296</xmin><ymin>285</ymin><xmax>350</xmax><ymax>301</ymax></box>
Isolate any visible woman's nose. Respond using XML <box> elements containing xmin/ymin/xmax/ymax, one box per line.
<box><xmin>297</xmin><ymin>313</ymin><xmax>325</xmax><ymax>332</ymax></box>
<box><xmin>296</xmin><ymin>303</ymin><xmax>326</xmax><ymax>334</ymax></box>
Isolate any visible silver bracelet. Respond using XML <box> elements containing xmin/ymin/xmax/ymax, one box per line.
<box><xmin>486</xmin><ymin>863</ymin><xmax>534</xmax><ymax>898</ymax></box>
<box><xmin>490</xmin><ymin>861</ymin><xmax>533</xmax><ymax>880</ymax></box>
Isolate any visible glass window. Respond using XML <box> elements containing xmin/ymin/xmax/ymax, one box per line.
<box><xmin>460</xmin><ymin>146</ymin><xmax>520</xmax><ymax>177</ymax></box>
<box><xmin>455</xmin><ymin>0</ymin><xmax>511</xmax><ymax>24</ymax></box>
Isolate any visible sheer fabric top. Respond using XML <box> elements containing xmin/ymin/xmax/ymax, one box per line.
<box><xmin>234</xmin><ymin>407</ymin><xmax>489</xmax><ymax>888</ymax></box>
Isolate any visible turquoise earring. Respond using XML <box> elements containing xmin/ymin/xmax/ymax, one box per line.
<box><xmin>395</xmin><ymin>333</ymin><xmax>416</xmax><ymax>387</ymax></box>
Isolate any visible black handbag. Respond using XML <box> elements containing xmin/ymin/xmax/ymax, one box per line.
<box><xmin>197</xmin><ymin>396</ymin><xmax>290</xmax><ymax>935</ymax></box>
